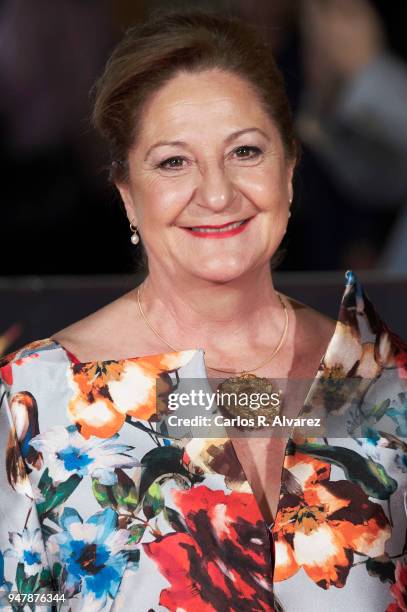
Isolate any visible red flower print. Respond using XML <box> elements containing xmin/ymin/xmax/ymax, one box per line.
<box><xmin>396</xmin><ymin>352</ymin><xmax>407</xmax><ymax>381</ymax></box>
<box><xmin>144</xmin><ymin>485</ymin><xmax>276</xmax><ymax>611</ymax></box>
<box><xmin>387</xmin><ymin>559</ymin><xmax>407</xmax><ymax>611</ymax></box>
<box><xmin>0</xmin><ymin>364</ymin><xmax>13</xmax><ymax>385</ymax></box>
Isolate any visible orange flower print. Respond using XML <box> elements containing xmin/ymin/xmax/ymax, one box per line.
<box><xmin>67</xmin><ymin>351</ymin><xmax>196</xmax><ymax>438</ymax></box>
<box><xmin>273</xmin><ymin>452</ymin><xmax>391</xmax><ymax>589</ymax></box>
<box><xmin>322</xmin><ymin>321</ymin><xmax>388</xmax><ymax>380</ymax></box>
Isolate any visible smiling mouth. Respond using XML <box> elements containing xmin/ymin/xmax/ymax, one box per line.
<box><xmin>182</xmin><ymin>216</ymin><xmax>253</xmax><ymax>234</ymax></box>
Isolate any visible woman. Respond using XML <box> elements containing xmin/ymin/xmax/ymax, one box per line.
<box><xmin>0</xmin><ymin>11</ymin><xmax>406</xmax><ymax>612</ymax></box>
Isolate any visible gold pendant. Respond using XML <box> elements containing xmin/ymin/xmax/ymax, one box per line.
<box><xmin>216</xmin><ymin>372</ymin><xmax>282</xmax><ymax>429</ymax></box>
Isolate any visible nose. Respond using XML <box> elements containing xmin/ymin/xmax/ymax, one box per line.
<box><xmin>195</xmin><ymin>163</ymin><xmax>237</xmax><ymax>212</ymax></box>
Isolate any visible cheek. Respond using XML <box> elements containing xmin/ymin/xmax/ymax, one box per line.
<box><xmin>231</xmin><ymin>165</ymin><xmax>289</xmax><ymax>210</ymax></box>
<box><xmin>138</xmin><ymin>176</ymin><xmax>194</xmax><ymax>224</ymax></box>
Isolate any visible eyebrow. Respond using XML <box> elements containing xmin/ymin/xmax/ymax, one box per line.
<box><xmin>144</xmin><ymin>127</ymin><xmax>270</xmax><ymax>160</ymax></box>
<box><xmin>144</xmin><ymin>140</ymin><xmax>187</xmax><ymax>160</ymax></box>
<box><xmin>225</xmin><ymin>127</ymin><xmax>270</xmax><ymax>143</ymax></box>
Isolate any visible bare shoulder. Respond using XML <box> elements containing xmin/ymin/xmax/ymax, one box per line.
<box><xmin>51</xmin><ymin>288</ymin><xmax>150</xmax><ymax>361</ymax></box>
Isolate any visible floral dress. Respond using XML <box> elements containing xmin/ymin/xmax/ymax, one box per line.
<box><xmin>0</xmin><ymin>271</ymin><xmax>406</xmax><ymax>611</ymax></box>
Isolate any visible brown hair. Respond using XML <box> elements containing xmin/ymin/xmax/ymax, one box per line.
<box><xmin>92</xmin><ymin>10</ymin><xmax>299</xmax><ymax>183</ymax></box>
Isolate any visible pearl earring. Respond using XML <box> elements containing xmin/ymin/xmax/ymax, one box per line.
<box><xmin>130</xmin><ymin>219</ymin><xmax>139</xmax><ymax>245</ymax></box>
<box><xmin>288</xmin><ymin>195</ymin><xmax>292</xmax><ymax>219</ymax></box>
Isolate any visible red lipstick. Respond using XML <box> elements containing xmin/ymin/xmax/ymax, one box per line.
<box><xmin>181</xmin><ymin>216</ymin><xmax>253</xmax><ymax>239</ymax></box>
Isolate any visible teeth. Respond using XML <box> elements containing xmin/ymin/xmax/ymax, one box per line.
<box><xmin>190</xmin><ymin>220</ymin><xmax>245</xmax><ymax>233</ymax></box>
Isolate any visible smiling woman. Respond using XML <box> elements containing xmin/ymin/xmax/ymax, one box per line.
<box><xmin>92</xmin><ymin>10</ymin><xmax>298</xmax><ymax>280</ymax></box>
<box><xmin>113</xmin><ymin>68</ymin><xmax>295</xmax><ymax>285</ymax></box>
<box><xmin>0</xmin><ymin>9</ymin><xmax>407</xmax><ymax>612</ymax></box>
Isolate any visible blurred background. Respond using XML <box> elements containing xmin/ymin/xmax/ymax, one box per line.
<box><xmin>1</xmin><ymin>0</ymin><xmax>407</xmax><ymax>354</ymax></box>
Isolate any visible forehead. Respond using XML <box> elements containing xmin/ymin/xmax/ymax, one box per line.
<box><xmin>137</xmin><ymin>69</ymin><xmax>276</xmax><ymax>142</ymax></box>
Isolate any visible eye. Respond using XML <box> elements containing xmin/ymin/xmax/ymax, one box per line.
<box><xmin>232</xmin><ymin>145</ymin><xmax>262</xmax><ymax>159</ymax></box>
<box><xmin>157</xmin><ymin>156</ymin><xmax>187</xmax><ymax>170</ymax></box>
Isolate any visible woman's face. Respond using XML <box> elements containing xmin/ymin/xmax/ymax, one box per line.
<box><xmin>118</xmin><ymin>69</ymin><xmax>295</xmax><ymax>283</ymax></box>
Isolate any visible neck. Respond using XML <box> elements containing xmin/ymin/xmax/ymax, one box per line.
<box><xmin>137</xmin><ymin>261</ymin><xmax>286</xmax><ymax>355</ymax></box>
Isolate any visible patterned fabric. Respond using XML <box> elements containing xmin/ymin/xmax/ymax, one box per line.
<box><xmin>0</xmin><ymin>271</ymin><xmax>406</xmax><ymax>611</ymax></box>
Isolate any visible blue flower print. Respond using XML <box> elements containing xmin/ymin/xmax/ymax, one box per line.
<box><xmin>5</xmin><ymin>528</ymin><xmax>48</xmax><ymax>578</ymax></box>
<box><xmin>29</xmin><ymin>425</ymin><xmax>139</xmax><ymax>485</ymax></box>
<box><xmin>47</xmin><ymin>507</ymin><xmax>132</xmax><ymax>610</ymax></box>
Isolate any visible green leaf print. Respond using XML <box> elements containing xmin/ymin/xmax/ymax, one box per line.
<box><xmin>366</xmin><ymin>555</ymin><xmax>396</xmax><ymax>583</ymax></box>
<box><xmin>15</xmin><ymin>562</ymin><xmax>24</xmax><ymax>593</ymax></box>
<box><xmin>92</xmin><ymin>468</ymin><xmax>139</xmax><ymax>514</ymax></box>
<box><xmin>36</xmin><ymin>469</ymin><xmax>81</xmax><ymax>517</ymax></box>
<box><xmin>92</xmin><ymin>479</ymin><xmax>112</xmax><ymax>508</ymax></box>
<box><xmin>362</xmin><ymin>399</ymin><xmax>391</xmax><ymax>422</ymax></box>
<box><xmin>112</xmin><ymin>469</ymin><xmax>139</xmax><ymax>511</ymax></box>
<box><xmin>52</xmin><ymin>562</ymin><xmax>62</xmax><ymax>581</ymax></box>
<box><xmin>295</xmin><ymin>442</ymin><xmax>397</xmax><ymax>499</ymax></box>
<box><xmin>143</xmin><ymin>483</ymin><xmax>164</xmax><ymax>520</ymax></box>
<box><xmin>38</xmin><ymin>567</ymin><xmax>52</xmax><ymax>588</ymax></box>
<box><xmin>14</xmin><ymin>564</ymin><xmax>41</xmax><ymax>597</ymax></box>
<box><xmin>163</xmin><ymin>506</ymin><xmax>188</xmax><ymax>533</ymax></box>
<box><xmin>139</xmin><ymin>446</ymin><xmax>203</xmax><ymax>499</ymax></box>
<box><xmin>129</xmin><ymin>524</ymin><xmax>147</xmax><ymax>544</ymax></box>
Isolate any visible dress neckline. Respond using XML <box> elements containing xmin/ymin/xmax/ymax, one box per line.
<box><xmin>48</xmin><ymin>337</ymin><xmax>201</xmax><ymax>369</ymax></box>
<box><xmin>43</xmin><ymin>270</ymin><xmax>358</xmax><ymax>531</ymax></box>
<box><xmin>49</xmin><ymin>334</ymin><xmax>321</xmax><ymax>531</ymax></box>
<box><xmin>48</xmin><ymin>268</ymin><xmax>357</xmax><ymax>369</ymax></box>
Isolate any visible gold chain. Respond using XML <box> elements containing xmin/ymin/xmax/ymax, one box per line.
<box><xmin>136</xmin><ymin>284</ymin><xmax>289</xmax><ymax>375</ymax></box>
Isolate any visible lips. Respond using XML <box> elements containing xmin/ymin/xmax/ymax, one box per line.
<box><xmin>180</xmin><ymin>216</ymin><xmax>253</xmax><ymax>238</ymax></box>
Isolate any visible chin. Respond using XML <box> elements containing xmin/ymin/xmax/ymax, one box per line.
<box><xmin>185</xmin><ymin>257</ymin><xmax>253</xmax><ymax>284</ymax></box>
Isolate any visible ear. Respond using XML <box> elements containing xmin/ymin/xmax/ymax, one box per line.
<box><xmin>116</xmin><ymin>182</ymin><xmax>138</xmax><ymax>226</ymax></box>
<box><xmin>286</xmin><ymin>158</ymin><xmax>295</xmax><ymax>204</ymax></box>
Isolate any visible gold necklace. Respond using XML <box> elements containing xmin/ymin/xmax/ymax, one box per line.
<box><xmin>136</xmin><ymin>284</ymin><xmax>288</xmax><ymax>427</ymax></box>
